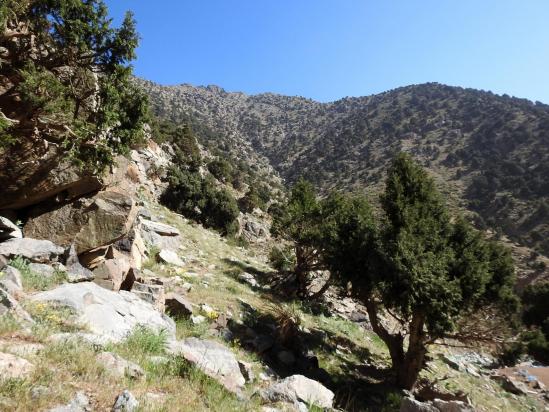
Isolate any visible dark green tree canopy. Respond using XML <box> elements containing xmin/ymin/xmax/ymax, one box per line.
<box><xmin>1</xmin><ymin>0</ymin><xmax>148</xmax><ymax>170</ymax></box>
<box><xmin>323</xmin><ymin>153</ymin><xmax>518</xmax><ymax>389</ymax></box>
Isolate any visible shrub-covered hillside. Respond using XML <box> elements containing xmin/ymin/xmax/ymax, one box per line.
<box><xmin>139</xmin><ymin>80</ymin><xmax>549</xmax><ymax>257</ymax></box>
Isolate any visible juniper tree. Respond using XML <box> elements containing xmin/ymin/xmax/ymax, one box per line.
<box><xmin>271</xmin><ymin>179</ymin><xmax>325</xmax><ymax>297</ymax></box>
<box><xmin>0</xmin><ymin>0</ymin><xmax>148</xmax><ymax>170</ymax></box>
<box><xmin>324</xmin><ymin>153</ymin><xmax>518</xmax><ymax>389</ymax></box>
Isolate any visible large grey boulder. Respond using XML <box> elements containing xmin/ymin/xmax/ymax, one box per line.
<box><xmin>261</xmin><ymin>375</ymin><xmax>334</xmax><ymax>409</ymax></box>
<box><xmin>167</xmin><ymin>338</ymin><xmax>245</xmax><ymax>392</ymax></box>
<box><xmin>140</xmin><ymin>219</ymin><xmax>181</xmax><ymax>251</ymax></box>
<box><xmin>0</xmin><ymin>238</ymin><xmax>64</xmax><ymax>263</ymax></box>
<box><xmin>157</xmin><ymin>249</ymin><xmax>184</xmax><ymax>267</ymax></box>
<box><xmin>32</xmin><ymin>282</ymin><xmax>175</xmax><ymax>343</ymax></box>
<box><xmin>28</xmin><ymin>263</ymin><xmax>56</xmax><ymax>278</ymax></box>
<box><xmin>24</xmin><ymin>191</ymin><xmax>137</xmax><ymax>254</ymax></box>
<box><xmin>0</xmin><ymin>216</ymin><xmax>22</xmax><ymax>241</ymax></box>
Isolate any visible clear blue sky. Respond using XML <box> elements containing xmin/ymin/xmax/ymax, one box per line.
<box><xmin>105</xmin><ymin>0</ymin><xmax>549</xmax><ymax>103</ymax></box>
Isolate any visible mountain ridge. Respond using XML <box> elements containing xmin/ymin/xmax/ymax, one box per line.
<box><xmin>138</xmin><ymin>79</ymin><xmax>549</xmax><ymax>259</ymax></box>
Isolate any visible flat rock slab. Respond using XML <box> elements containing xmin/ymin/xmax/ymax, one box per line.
<box><xmin>157</xmin><ymin>249</ymin><xmax>185</xmax><ymax>267</ymax></box>
<box><xmin>0</xmin><ymin>238</ymin><xmax>64</xmax><ymax>263</ymax></box>
<box><xmin>31</xmin><ymin>282</ymin><xmax>175</xmax><ymax>343</ymax></box>
<box><xmin>261</xmin><ymin>374</ymin><xmax>334</xmax><ymax>409</ymax></box>
<box><xmin>140</xmin><ymin>219</ymin><xmax>180</xmax><ymax>236</ymax></box>
<box><xmin>168</xmin><ymin>337</ymin><xmax>245</xmax><ymax>393</ymax></box>
<box><xmin>0</xmin><ymin>351</ymin><xmax>34</xmax><ymax>379</ymax></box>
<box><xmin>140</xmin><ymin>219</ymin><xmax>182</xmax><ymax>251</ymax></box>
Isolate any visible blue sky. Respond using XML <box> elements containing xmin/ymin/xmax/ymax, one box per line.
<box><xmin>105</xmin><ymin>0</ymin><xmax>549</xmax><ymax>103</ymax></box>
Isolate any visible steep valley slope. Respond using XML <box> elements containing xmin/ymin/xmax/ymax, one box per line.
<box><xmin>138</xmin><ymin>79</ymin><xmax>549</xmax><ymax>278</ymax></box>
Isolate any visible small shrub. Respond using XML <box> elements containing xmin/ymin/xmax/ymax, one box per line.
<box><xmin>268</xmin><ymin>303</ymin><xmax>302</xmax><ymax>348</ymax></box>
<box><xmin>207</xmin><ymin>158</ymin><xmax>232</xmax><ymax>182</ymax></box>
<box><xmin>121</xmin><ymin>326</ymin><xmax>168</xmax><ymax>356</ymax></box>
<box><xmin>268</xmin><ymin>245</ymin><xmax>295</xmax><ymax>272</ymax></box>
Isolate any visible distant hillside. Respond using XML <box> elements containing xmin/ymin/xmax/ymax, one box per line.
<box><xmin>138</xmin><ymin>80</ymin><xmax>549</xmax><ymax>257</ymax></box>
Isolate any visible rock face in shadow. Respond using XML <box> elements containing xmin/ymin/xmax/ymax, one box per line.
<box><xmin>0</xmin><ymin>143</ymin><xmax>103</xmax><ymax>212</ymax></box>
<box><xmin>24</xmin><ymin>191</ymin><xmax>138</xmax><ymax>255</ymax></box>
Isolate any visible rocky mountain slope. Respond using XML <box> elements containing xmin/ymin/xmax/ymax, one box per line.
<box><xmin>138</xmin><ymin>80</ymin><xmax>549</xmax><ymax>261</ymax></box>
<box><xmin>1</xmin><ymin>142</ymin><xmax>547</xmax><ymax>411</ymax></box>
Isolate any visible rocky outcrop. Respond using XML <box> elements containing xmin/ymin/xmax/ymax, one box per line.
<box><xmin>164</xmin><ymin>293</ymin><xmax>193</xmax><ymax>318</ymax></box>
<box><xmin>24</xmin><ymin>191</ymin><xmax>138</xmax><ymax>255</ymax></box>
<box><xmin>0</xmin><ymin>238</ymin><xmax>64</xmax><ymax>263</ymax></box>
<box><xmin>31</xmin><ymin>282</ymin><xmax>175</xmax><ymax>343</ymax></box>
<box><xmin>167</xmin><ymin>338</ymin><xmax>246</xmax><ymax>393</ymax></box>
<box><xmin>139</xmin><ymin>219</ymin><xmax>181</xmax><ymax>252</ymax></box>
<box><xmin>93</xmin><ymin>258</ymin><xmax>134</xmax><ymax>291</ymax></box>
<box><xmin>157</xmin><ymin>249</ymin><xmax>185</xmax><ymax>267</ymax></box>
<box><xmin>0</xmin><ymin>152</ymin><xmax>102</xmax><ymax>212</ymax></box>
<box><xmin>131</xmin><ymin>281</ymin><xmax>165</xmax><ymax>312</ymax></box>
<box><xmin>65</xmin><ymin>244</ymin><xmax>94</xmax><ymax>283</ymax></box>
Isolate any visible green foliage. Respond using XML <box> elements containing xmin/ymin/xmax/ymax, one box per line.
<box><xmin>111</xmin><ymin>325</ymin><xmax>168</xmax><ymax>356</ymax></box>
<box><xmin>9</xmin><ymin>256</ymin><xmax>67</xmax><ymax>291</ymax></box>
<box><xmin>268</xmin><ymin>245</ymin><xmax>296</xmax><ymax>272</ymax></box>
<box><xmin>516</xmin><ymin>282</ymin><xmax>549</xmax><ymax>363</ymax></box>
<box><xmin>158</xmin><ymin>120</ymin><xmax>240</xmax><ymax>236</ymax></box>
<box><xmin>238</xmin><ymin>185</ymin><xmax>266</xmax><ymax>213</ymax></box>
<box><xmin>319</xmin><ymin>191</ymin><xmax>377</xmax><ymax>291</ymax></box>
<box><xmin>522</xmin><ymin>282</ymin><xmax>549</xmax><ymax>333</ymax></box>
<box><xmin>1</xmin><ymin>0</ymin><xmax>148</xmax><ymax>171</ymax></box>
<box><xmin>271</xmin><ymin>178</ymin><xmax>326</xmax><ymax>294</ymax></box>
<box><xmin>322</xmin><ymin>154</ymin><xmax>518</xmax><ymax>389</ymax></box>
<box><xmin>161</xmin><ymin>169</ymin><xmax>239</xmax><ymax>236</ymax></box>
<box><xmin>208</xmin><ymin>158</ymin><xmax>232</xmax><ymax>183</ymax></box>
<box><xmin>0</xmin><ymin>116</ymin><xmax>17</xmax><ymax>148</ymax></box>
<box><xmin>17</xmin><ymin>63</ymin><xmax>73</xmax><ymax>120</ymax></box>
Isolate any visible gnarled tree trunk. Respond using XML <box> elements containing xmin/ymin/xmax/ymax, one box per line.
<box><xmin>365</xmin><ymin>299</ymin><xmax>427</xmax><ymax>390</ymax></box>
